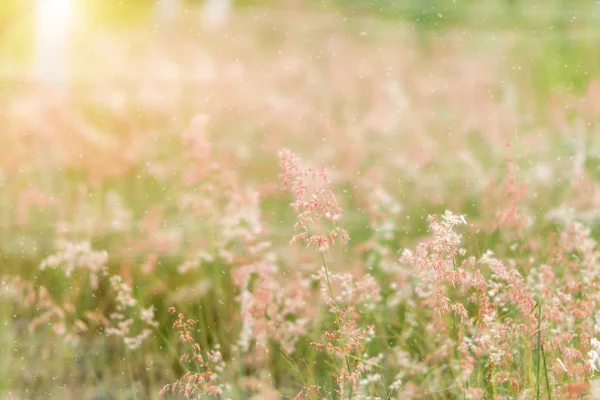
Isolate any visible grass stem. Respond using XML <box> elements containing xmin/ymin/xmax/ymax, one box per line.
<box><xmin>536</xmin><ymin>302</ymin><xmax>542</xmax><ymax>400</ymax></box>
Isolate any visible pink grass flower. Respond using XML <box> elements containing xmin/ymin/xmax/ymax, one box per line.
<box><xmin>278</xmin><ymin>149</ymin><xmax>349</xmax><ymax>251</ymax></box>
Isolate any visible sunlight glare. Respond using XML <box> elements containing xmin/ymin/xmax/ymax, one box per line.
<box><xmin>36</xmin><ymin>0</ymin><xmax>73</xmax><ymax>38</ymax></box>
<box><xmin>34</xmin><ymin>0</ymin><xmax>74</xmax><ymax>91</ymax></box>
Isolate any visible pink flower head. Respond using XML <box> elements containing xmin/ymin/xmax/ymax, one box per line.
<box><xmin>278</xmin><ymin>149</ymin><xmax>349</xmax><ymax>251</ymax></box>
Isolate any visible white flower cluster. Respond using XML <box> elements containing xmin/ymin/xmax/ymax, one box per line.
<box><xmin>40</xmin><ymin>240</ymin><xmax>108</xmax><ymax>289</ymax></box>
<box><xmin>590</xmin><ymin>314</ymin><xmax>600</xmax><ymax>375</ymax></box>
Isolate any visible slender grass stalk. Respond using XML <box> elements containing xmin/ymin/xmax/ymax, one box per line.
<box><xmin>145</xmin><ymin>350</ymin><xmax>156</xmax><ymax>400</ymax></box>
<box><xmin>126</xmin><ymin>349</ymin><xmax>138</xmax><ymax>400</ymax></box>
<box><xmin>320</xmin><ymin>252</ymin><xmax>336</xmax><ymax>397</ymax></box>
<box><xmin>279</xmin><ymin>349</ymin><xmax>310</xmax><ymax>395</ymax></box>
<box><xmin>451</xmin><ymin>257</ymin><xmax>467</xmax><ymax>399</ymax></box>
<box><xmin>541</xmin><ymin>345</ymin><xmax>551</xmax><ymax>400</ymax></box>
<box><xmin>536</xmin><ymin>302</ymin><xmax>542</xmax><ymax>400</ymax></box>
<box><xmin>489</xmin><ymin>362</ymin><xmax>495</xmax><ymax>399</ymax></box>
<box><xmin>320</xmin><ymin>251</ymin><xmax>353</xmax><ymax>399</ymax></box>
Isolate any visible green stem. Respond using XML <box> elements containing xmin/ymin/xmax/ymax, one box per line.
<box><xmin>320</xmin><ymin>251</ymin><xmax>335</xmax><ymax>306</ymax></box>
<box><xmin>451</xmin><ymin>257</ymin><xmax>466</xmax><ymax>399</ymax></box>
<box><xmin>320</xmin><ymin>251</ymin><xmax>353</xmax><ymax>399</ymax></box>
<box><xmin>541</xmin><ymin>345</ymin><xmax>551</xmax><ymax>400</ymax></box>
<box><xmin>126</xmin><ymin>349</ymin><xmax>138</xmax><ymax>400</ymax></box>
<box><xmin>536</xmin><ymin>302</ymin><xmax>542</xmax><ymax>400</ymax></box>
<box><xmin>320</xmin><ymin>252</ymin><xmax>336</xmax><ymax>398</ymax></box>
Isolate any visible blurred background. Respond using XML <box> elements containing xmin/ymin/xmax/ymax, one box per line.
<box><xmin>1</xmin><ymin>0</ymin><xmax>600</xmax><ymax>95</ymax></box>
<box><xmin>2</xmin><ymin>0</ymin><xmax>600</xmax><ymax>85</ymax></box>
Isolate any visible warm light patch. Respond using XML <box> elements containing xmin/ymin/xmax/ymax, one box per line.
<box><xmin>34</xmin><ymin>0</ymin><xmax>74</xmax><ymax>90</ymax></box>
<box><xmin>35</xmin><ymin>0</ymin><xmax>74</xmax><ymax>36</ymax></box>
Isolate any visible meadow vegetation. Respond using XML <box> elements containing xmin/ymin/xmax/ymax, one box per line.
<box><xmin>2</xmin><ymin>1</ymin><xmax>600</xmax><ymax>399</ymax></box>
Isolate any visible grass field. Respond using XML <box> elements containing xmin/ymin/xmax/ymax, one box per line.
<box><xmin>2</xmin><ymin>1</ymin><xmax>600</xmax><ymax>399</ymax></box>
